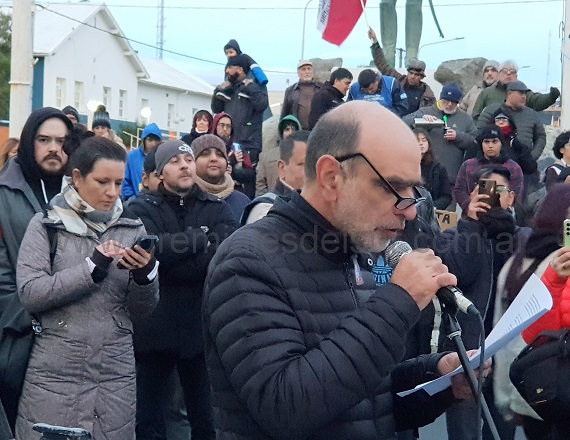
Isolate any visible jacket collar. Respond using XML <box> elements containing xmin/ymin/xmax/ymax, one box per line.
<box><xmin>269</xmin><ymin>191</ymin><xmax>360</xmax><ymax>264</ymax></box>
<box><xmin>324</xmin><ymin>81</ymin><xmax>346</xmax><ymax>100</ymax></box>
<box><xmin>0</xmin><ymin>159</ymin><xmax>43</xmax><ymax>212</ymax></box>
<box><xmin>274</xmin><ymin>178</ymin><xmax>294</xmax><ymax>197</ymax></box>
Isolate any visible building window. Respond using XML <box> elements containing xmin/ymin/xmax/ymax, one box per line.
<box><xmin>167</xmin><ymin>104</ymin><xmax>175</xmax><ymax>128</ymax></box>
<box><xmin>192</xmin><ymin>108</ymin><xmax>198</xmax><ymax>116</ymax></box>
<box><xmin>141</xmin><ymin>98</ymin><xmax>149</xmax><ymax>111</ymax></box>
<box><xmin>119</xmin><ymin>89</ymin><xmax>127</xmax><ymax>118</ymax></box>
<box><xmin>103</xmin><ymin>87</ymin><xmax>111</xmax><ymax>108</ymax></box>
<box><xmin>74</xmin><ymin>81</ymin><xmax>84</xmax><ymax>111</ymax></box>
<box><xmin>55</xmin><ymin>78</ymin><xmax>66</xmax><ymax>108</ymax></box>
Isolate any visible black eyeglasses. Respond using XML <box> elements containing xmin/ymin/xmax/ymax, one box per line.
<box><xmin>334</xmin><ymin>152</ymin><xmax>425</xmax><ymax>210</ymax></box>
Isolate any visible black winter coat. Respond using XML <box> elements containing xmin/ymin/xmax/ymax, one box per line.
<box><xmin>128</xmin><ymin>185</ymin><xmax>237</xmax><ymax>359</ymax></box>
<box><xmin>308</xmin><ymin>81</ymin><xmax>345</xmax><ymax>129</ymax></box>
<box><xmin>203</xmin><ymin>191</ymin><xmax>455</xmax><ymax>440</ymax></box>
<box><xmin>421</xmin><ymin>161</ymin><xmax>452</xmax><ymax>210</ymax></box>
<box><xmin>435</xmin><ymin>219</ymin><xmax>531</xmax><ymax>350</ymax></box>
<box><xmin>211</xmin><ymin>80</ymin><xmax>268</xmax><ymax>151</ymax></box>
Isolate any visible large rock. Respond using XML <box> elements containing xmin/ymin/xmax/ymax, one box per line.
<box><xmin>309</xmin><ymin>57</ymin><xmax>343</xmax><ymax>83</ymax></box>
<box><xmin>434</xmin><ymin>58</ymin><xmax>488</xmax><ymax>93</ymax></box>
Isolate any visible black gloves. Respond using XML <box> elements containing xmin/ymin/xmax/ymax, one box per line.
<box><xmin>90</xmin><ymin>248</ymin><xmax>113</xmax><ymax>283</ymax></box>
<box><xmin>550</xmin><ymin>87</ymin><xmax>561</xmax><ymax>100</ymax></box>
<box><xmin>479</xmin><ymin>207</ymin><xmax>516</xmax><ymax>240</ymax></box>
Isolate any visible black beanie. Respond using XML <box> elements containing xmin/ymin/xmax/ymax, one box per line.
<box><xmin>227</xmin><ymin>54</ymin><xmax>250</xmax><ymax>74</ymax></box>
<box><xmin>476</xmin><ymin>124</ymin><xmax>505</xmax><ymax>144</ymax></box>
<box><xmin>92</xmin><ymin>105</ymin><xmax>111</xmax><ymax>129</ymax></box>
<box><xmin>62</xmin><ymin>105</ymin><xmax>79</xmax><ymax>122</ymax></box>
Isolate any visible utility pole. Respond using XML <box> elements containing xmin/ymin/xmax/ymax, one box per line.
<box><xmin>560</xmin><ymin>0</ymin><xmax>570</xmax><ymax>129</ymax></box>
<box><xmin>156</xmin><ymin>0</ymin><xmax>164</xmax><ymax>59</ymax></box>
<box><xmin>9</xmin><ymin>0</ymin><xmax>34</xmax><ymax>136</ymax></box>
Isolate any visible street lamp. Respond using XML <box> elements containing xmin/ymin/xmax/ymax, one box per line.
<box><xmin>301</xmin><ymin>0</ymin><xmax>315</xmax><ymax>61</ymax></box>
<box><xmin>418</xmin><ymin>37</ymin><xmax>465</xmax><ymax>57</ymax></box>
<box><xmin>140</xmin><ymin>107</ymin><xmax>152</xmax><ymax>125</ymax></box>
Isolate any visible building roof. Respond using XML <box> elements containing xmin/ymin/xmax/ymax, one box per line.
<box><xmin>31</xmin><ymin>2</ymin><xmax>147</xmax><ymax>77</ymax></box>
<box><xmin>138</xmin><ymin>56</ymin><xmax>214</xmax><ymax>96</ymax></box>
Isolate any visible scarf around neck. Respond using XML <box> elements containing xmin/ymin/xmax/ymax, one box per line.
<box><xmin>194</xmin><ymin>173</ymin><xmax>235</xmax><ymax>199</ymax></box>
<box><xmin>48</xmin><ymin>184</ymin><xmax>123</xmax><ymax>236</ymax></box>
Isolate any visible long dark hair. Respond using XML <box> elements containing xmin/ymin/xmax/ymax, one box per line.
<box><xmin>413</xmin><ymin>128</ymin><xmax>435</xmax><ymax>166</ymax></box>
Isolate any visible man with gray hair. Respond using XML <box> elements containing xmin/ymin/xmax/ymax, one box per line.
<box><xmin>459</xmin><ymin>60</ymin><xmax>499</xmax><ymax>115</ymax></box>
<box><xmin>472</xmin><ymin>59</ymin><xmax>559</xmax><ymax>121</ymax></box>
<box><xmin>202</xmin><ymin>101</ymin><xmax>491</xmax><ymax>440</ymax></box>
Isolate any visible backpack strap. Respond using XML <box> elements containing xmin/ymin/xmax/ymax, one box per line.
<box><xmin>43</xmin><ymin>210</ymin><xmax>58</xmax><ymax>269</ymax></box>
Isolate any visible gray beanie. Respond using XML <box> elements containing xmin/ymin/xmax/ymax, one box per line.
<box><xmin>155</xmin><ymin>139</ymin><xmax>194</xmax><ymax>175</ymax></box>
<box><xmin>482</xmin><ymin>60</ymin><xmax>499</xmax><ymax>73</ymax></box>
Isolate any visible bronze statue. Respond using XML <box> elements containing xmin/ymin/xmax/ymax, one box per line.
<box><xmin>380</xmin><ymin>0</ymin><xmax>423</xmax><ymax>68</ymax></box>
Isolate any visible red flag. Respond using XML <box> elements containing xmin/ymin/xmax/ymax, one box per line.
<box><xmin>317</xmin><ymin>0</ymin><xmax>367</xmax><ymax>46</ymax></box>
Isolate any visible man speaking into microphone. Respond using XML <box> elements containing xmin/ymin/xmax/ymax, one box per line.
<box><xmin>203</xmin><ymin>101</ymin><xmax>490</xmax><ymax>440</ymax></box>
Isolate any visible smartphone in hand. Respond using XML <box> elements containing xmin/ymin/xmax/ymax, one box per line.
<box><xmin>564</xmin><ymin>220</ymin><xmax>570</xmax><ymax>248</ymax></box>
<box><xmin>117</xmin><ymin>235</ymin><xmax>159</xmax><ymax>269</ymax></box>
<box><xmin>478</xmin><ymin>179</ymin><xmax>500</xmax><ymax>208</ymax></box>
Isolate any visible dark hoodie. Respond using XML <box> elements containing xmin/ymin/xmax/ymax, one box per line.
<box><xmin>16</xmin><ymin>107</ymin><xmax>73</xmax><ymax>209</ymax></box>
<box><xmin>211</xmin><ymin>112</ymin><xmax>234</xmax><ymax>151</ymax></box>
<box><xmin>224</xmin><ymin>39</ymin><xmax>241</xmax><ymax>54</ymax></box>
<box><xmin>488</xmin><ymin>108</ymin><xmax>537</xmax><ymax>175</ymax></box>
<box><xmin>181</xmin><ymin>110</ymin><xmax>213</xmax><ymax>146</ymax></box>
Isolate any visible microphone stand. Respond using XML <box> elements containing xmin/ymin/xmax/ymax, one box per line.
<box><xmin>441</xmin><ymin>303</ymin><xmax>500</xmax><ymax>440</ymax></box>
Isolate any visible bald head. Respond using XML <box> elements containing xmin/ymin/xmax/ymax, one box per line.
<box><xmin>305</xmin><ymin>101</ymin><xmax>421</xmax><ymax>183</ymax></box>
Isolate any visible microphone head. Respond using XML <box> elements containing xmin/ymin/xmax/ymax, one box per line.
<box><xmin>384</xmin><ymin>241</ymin><xmax>412</xmax><ymax>269</ymax></box>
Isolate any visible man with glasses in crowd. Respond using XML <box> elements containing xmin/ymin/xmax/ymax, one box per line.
<box><xmin>403</xmin><ymin>83</ymin><xmax>478</xmax><ymax>209</ymax></box>
<box><xmin>202</xmin><ymin>100</ymin><xmax>491</xmax><ymax>440</ymax></box>
<box><xmin>368</xmin><ymin>27</ymin><xmax>436</xmax><ymax>114</ymax></box>
<box><xmin>472</xmin><ymin>60</ymin><xmax>559</xmax><ymax>121</ymax></box>
<box><xmin>459</xmin><ymin>60</ymin><xmax>499</xmax><ymax>115</ymax></box>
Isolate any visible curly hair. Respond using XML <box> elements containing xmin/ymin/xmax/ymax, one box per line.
<box><xmin>553</xmin><ymin>131</ymin><xmax>570</xmax><ymax>159</ymax></box>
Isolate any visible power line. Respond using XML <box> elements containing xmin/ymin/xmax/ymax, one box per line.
<box><xmin>92</xmin><ymin>0</ymin><xmax>567</xmax><ymax>8</ymax></box>
<box><xmin>36</xmin><ymin>4</ymin><xmax>297</xmax><ymax>74</ymax></box>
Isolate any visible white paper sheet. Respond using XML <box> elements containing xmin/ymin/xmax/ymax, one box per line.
<box><xmin>397</xmin><ymin>273</ymin><xmax>553</xmax><ymax>397</ymax></box>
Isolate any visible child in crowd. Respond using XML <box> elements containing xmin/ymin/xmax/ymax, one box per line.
<box><xmin>223</xmin><ymin>39</ymin><xmax>268</xmax><ymax>86</ymax></box>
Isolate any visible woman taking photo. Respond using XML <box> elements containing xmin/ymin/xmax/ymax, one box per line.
<box><xmin>15</xmin><ymin>137</ymin><xmax>159</xmax><ymax>440</ymax></box>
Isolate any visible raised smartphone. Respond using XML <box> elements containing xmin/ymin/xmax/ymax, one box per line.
<box><xmin>478</xmin><ymin>179</ymin><xmax>500</xmax><ymax>208</ymax></box>
<box><xmin>564</xmin><ymin>219</ymin><xmax>570</xmax><ymax>248</ymax></box>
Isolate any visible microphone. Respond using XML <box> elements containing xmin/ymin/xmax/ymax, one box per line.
<box><xmin>384</xmin><ymin>241</ymin><xmax>480</xmax><ymax>316</ymax></box>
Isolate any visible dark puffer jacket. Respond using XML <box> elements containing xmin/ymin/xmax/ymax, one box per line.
<box><xmin>203</xmin><ymin>191</ymin><xmax>455</xmax><ymax>440</ymax></box>
<box><xmin>128</xmin><ymin>184</ymin><xmax>237</xmax><ymax>359</ymax></box>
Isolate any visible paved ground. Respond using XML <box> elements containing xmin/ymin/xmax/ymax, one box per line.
<box><xmin>419</xmin><ymin>414</ymin><xmax>527</xmax><ymax>439</ymax></box>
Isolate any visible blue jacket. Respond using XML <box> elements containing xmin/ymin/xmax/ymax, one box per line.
<box><xmin>122</xmin><ymin>123</ymin><xmax>162</xmax><ymax>200</ymax></box>
<box><xmin>347</xmin><ymin>75</ymin><xmax>408</xmax><ymax>116</ymax></box>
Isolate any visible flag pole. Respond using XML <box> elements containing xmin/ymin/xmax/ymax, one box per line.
<box><xmin>359</xmin><ymin>0</ymin><xmax>370</xmax><ymax>28</ymax></box>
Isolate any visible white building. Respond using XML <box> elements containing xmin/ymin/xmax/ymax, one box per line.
<box><xmin>29</xmin><ymin>2</ymin><xmax>213</xmax><ymax>138</ymax></box>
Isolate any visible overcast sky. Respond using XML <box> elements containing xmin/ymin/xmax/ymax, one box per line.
<box><xmin>95</xmin><ymin>0</ymin><xmax>563</xmax><ymax>92</ymax></box>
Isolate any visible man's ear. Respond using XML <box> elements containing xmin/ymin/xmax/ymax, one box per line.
<box><xmin>277</xmin><ymin>160</ymin><xmax>285</xmax><ymax>180</ymax></box>
<box><xmin>315</xmin><ymin>155</ymin><xmax>343</xmax><ymax>202</ymax></box>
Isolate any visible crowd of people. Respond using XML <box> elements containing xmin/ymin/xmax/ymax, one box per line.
<box><xmin>0</xmin><ymin>33</ymin><xmax>568</xmax><ymax>440</ymax></box>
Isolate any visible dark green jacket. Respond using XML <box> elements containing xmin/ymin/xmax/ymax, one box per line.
<box><xmin>0</xmin><ymin>159</ymin><xmax>43</xmax><ymax>312</ymax></box>
<box><xmin>472</xmin><ymin>82</ymin><xmax>558</xmax><ymax>121</ymax></box>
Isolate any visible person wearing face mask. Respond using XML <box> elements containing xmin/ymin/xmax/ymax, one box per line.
<box><xmin>454</xmin><ymin>125</ymin><xmax>524</xmax><ymax>214</ymax></box>
<box><xmin>181</xmin><ymin>110</ymin><xmax>213</xmax><ymax>147</ymax></box>
<box><xmin>403</xmin><ymin>83</ymin><xmax>478</xmax><ymax>199</ymax></box>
